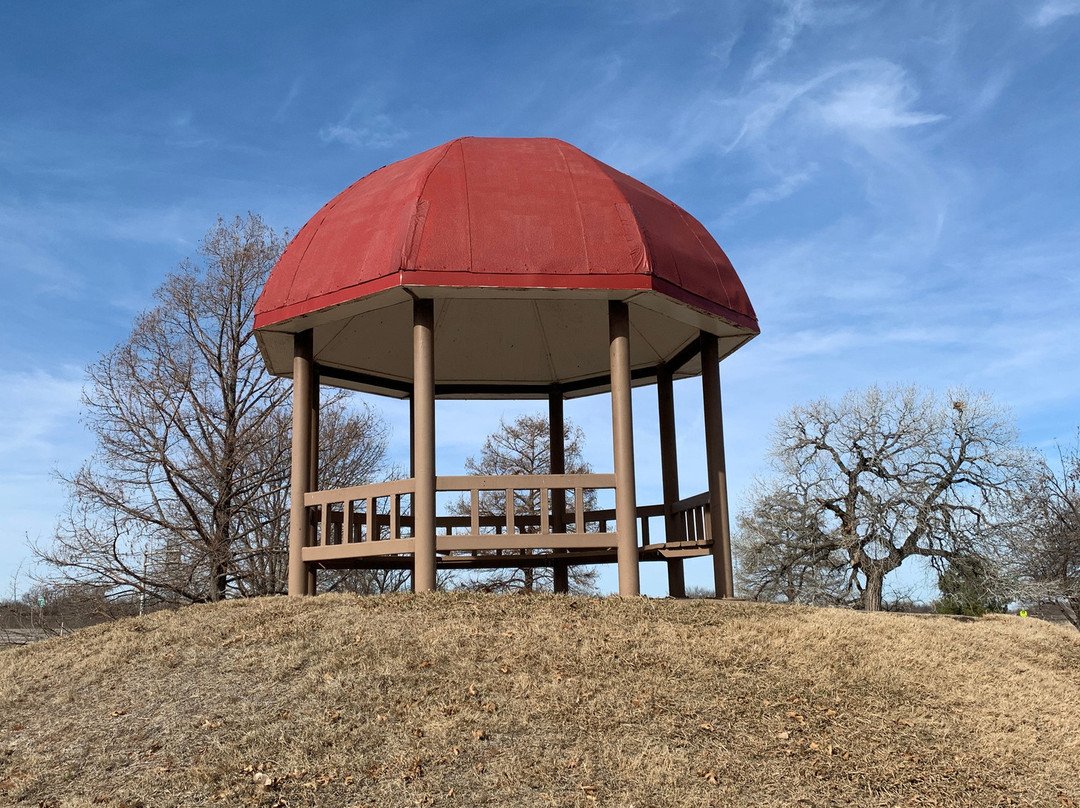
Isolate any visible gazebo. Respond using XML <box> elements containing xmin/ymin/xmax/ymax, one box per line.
<box><xmin>254</xmin><ymin>137</ymin><xmax>758</xmax><ymax>598</ymax></box>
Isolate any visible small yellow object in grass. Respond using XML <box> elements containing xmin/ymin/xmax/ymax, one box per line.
<box><xmin>1020</xmin><ymin>609</ymin><xmax>1028</xmax><ymax>618</ymax></box>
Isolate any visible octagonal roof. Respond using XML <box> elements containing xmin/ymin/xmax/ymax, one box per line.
<box><xmin>255</xmin><ymin>137</ymin><xmax>758</xmax><ymax>399</ymax></box>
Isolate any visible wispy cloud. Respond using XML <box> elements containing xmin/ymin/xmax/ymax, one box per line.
<box><xmin>750</xmin><ymin>0</ymin><xmax>816</xmax><ymax>78</ymax></box>
<box><xmin>750</xmin><ymin>0</ymin><xmax>873</xmax><ymax>79</ymax></box>
<box><xmin>320</xmin><ymin>112</ymin><xmax>408</xmax><ymax>149</ymax></box>
<box><xmin>273</xmin><ymin>77</ymin><xmax>303</xmax><ymax>122</ymax></box>
<box><xmin>614</xmin><ymin>0</ymin><xmax>683</xmax><ymax>24</ymax></box>
<box><xmin>723</xmin><ymin>166</ymin><xmax>818</xmax><ymax>222</ymax></box>
<box><xmin>0</xmin><ymin>368</ymin><xmax>85</xmax><ymax>462</ymax></box>
<box><xmin>814</xmin><ymin>67</ymin><xmax>945</xmax><ymax>131</ymax></box>
<box><xmin>593</xmin><ymin>57</ymin><xmax>942</xmax><ymax>185</ymax></box>
<box><xmin>0</xmin><ymin>367</ymin><xmax>88</xmax><ymax>570</ymax></box>
<box><xmin>970</xmin><ymin>68</ymin><xmax>1013</xmax><ymax>116</ymax></box>
<box><xmin>1029</xmin><ymin>0</ymin><xmax>1080</xmax><ymax>27</ymax></box>
<box><xmin>163</xmin><ymin>110</ymin><xmax>220</xmax><ymax>150</ymax></box>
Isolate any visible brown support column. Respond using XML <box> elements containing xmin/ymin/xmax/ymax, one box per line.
<box><xmin>609</xmin><ymin>301</ymin><xmax>640</xmax><ymax>597</ymax></box>
<box><xmin>309</xmin><ymin>368</ymin><xmax>320</xmax><ymax>490</ymax></box>
<box><xmin>413</xmin><ymin>298</ymin><xmax>437</xmax><ymax>593</ymax></box>
<box><xmin>288</xmin><ymin>330</ymin><xmax>313</xmax><ymax>597</ymax></box>
<box><xmin>657</xmin><ymin>362</ymin><xmax>686</xmax><ymax>598</ymax></box>
<box><xmin>409</xmin><ymin>395</ymin><xmax>416</xmax><ymax>478</ymax></box>
<box><xmin>307</xmin><ymin>366</ymin><xmax>320</xmax><ymax>595</ymax></box>
<box><xmin>549</xmin><ymin>386</ymin><xmax>569</xmax><ymax>594</ymax></box>
<box><xmin>701</xmin><ymin>332</ymin><xmax>734</xmax><ymax>599</ymax></box>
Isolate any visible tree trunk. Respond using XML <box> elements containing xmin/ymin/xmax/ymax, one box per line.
<box><xmin>211</xmin><ymin>561</ymin><xmax>228</xmax><ymax>602</ymax></box>
<box><xmin>862</xmin><ymin>569</ymin><xmax>885</xmax><ymax>612</ymax></box>
<box><xmin>1063</xmin><ymin>597</ymin><xmax>1080</xmax><ymax>631</ymax></box>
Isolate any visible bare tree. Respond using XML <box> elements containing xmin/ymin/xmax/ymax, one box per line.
<box><xmin>452</xmin><ymin>413</ymin><xmax>598</xmax><ymax>594</ymax></box>
<box><xmin>735</xmin><ymin>385</ymin><xmax>1033</xmax><ymax>611</ymax></box>
<box><xmin>998</xmin><ymin>432</ymin><xmax>1080</xmax><ymax>630</ymax></box>
<box><xmin>736</xmin><ymin>487</ymin><xmax>851</xmax><ymax>605</ymax></box>
<box><xmin>222</xmin><ymin>398</ymin><xmax>394</xmax><ymax>597</ymax></box>
<box><xmin>37</xmin><ymin>215</ymin><xmax>396</xmax><ymax>603</ymax></box>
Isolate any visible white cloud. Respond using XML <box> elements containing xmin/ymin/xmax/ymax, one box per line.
<box><xmin>1029</xmin><ymin>0</ymin><xmax>1080</xmax><ymax>27</ymax></box>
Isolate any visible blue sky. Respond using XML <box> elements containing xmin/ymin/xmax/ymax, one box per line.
<box><xmin>2</xmin><ymin>0</ymin><xmax>1078</xmax><ymax>598</ymax></box>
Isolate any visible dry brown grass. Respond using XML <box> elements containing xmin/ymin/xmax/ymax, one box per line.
<box><xmin>1</xmin><ymin>594</ymin><xmax>1078</xmax><ymax>807</ymax></box>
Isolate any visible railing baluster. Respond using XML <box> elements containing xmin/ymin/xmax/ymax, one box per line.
<box><xmin>343</xmin><ymin>499</ymin><xmax>353</xmax><ymax>543</ymax></box>
<box><xmin>471</xmin><ymin>488</ymin><xmax>480</xmax><ymax>537</ymax></box>
<box><xmin>540</xmin><ymin>487</ymin><xmax>549</xmax><ymax>535</ymax></box>
<box><xmin>505</xmin><ymin>489</ymin><xmax>515</xmax><ymax>535</ymax></box>
<box><xmin>320</xmin><ymin>503</ymin><xmax>329</xmax><ymax>546</ymax></box>
<box><xmin>575</xmin><ymin>487</ymin><xmax>584</xmax><ymax>534</ymax></box>
<box><xmin>389</xmin><ymin>493</ymin><xmax>399</xmax><ymax>541</ymax></box>
<box><xmin>366</xmin><ymin>497</ymin><xmax>374</xmax><ymax>542</ymax></box>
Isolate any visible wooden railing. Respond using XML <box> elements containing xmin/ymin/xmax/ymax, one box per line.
<box><xmin>305</xmin><ymin>478</ymin><xmax>417</xmax><ymax>547</ymax></box>
<box><xmin>436</xmin><ymin>472</ymin><xmax>612</xmax><ymax>536</ymax></box>
<box><xmin>670</xmin><ymin>491</ymin><xmax>713</xmax><ymax>544</ymax></box>
<box><xmin>620</xmin><ymin>490</ymin><xmax>711</xmax><ymax>546</ymax></box>
<box><xmin>303</xmin><ymin>474</ymin><xmax>712</xmax><ymax>559</ymax></box>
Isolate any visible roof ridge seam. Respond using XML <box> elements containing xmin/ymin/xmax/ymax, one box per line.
<box><xmin>552</xmin><ymin>140</ymin><xmax>592</xmax><ymax>274</ymax></box>
<box><xmin>402</xmin><ymin>140</ymin><xmax>457</xmax><ymax>270</ymax></box>
<box><xmin>589</xmin><ymin>156</ymin><xmax>653</xmax><ymax>277</ymax></box>
<box><xmin>284</xmin><ymin>204</ymin><xmax>337</xmax><ymax>305</ymax></box>
<box><xmin>460</xmin><ymin>140</ymin><xmax>473</xmax><ymax>271</ymax></box>
<box><xmin>672</xmin><ymin>205</ymin><xmax>732</xmax><ymax>308</ymax></box>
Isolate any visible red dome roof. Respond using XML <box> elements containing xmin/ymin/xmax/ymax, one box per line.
<box><xmin>254</xmin><ymin>137</ymin><xmax>757</xmax><ymax>332</ymax></box>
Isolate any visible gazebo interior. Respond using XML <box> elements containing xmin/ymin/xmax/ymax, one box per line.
<box><xmin>254</xmin><ymin>137</ymin><xmax>758</xmax><ymax>598</ymax></box>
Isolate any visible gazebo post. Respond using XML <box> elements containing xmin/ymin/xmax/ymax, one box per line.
<box><xmin>701</xmin><ymin>332</ymin><xmax>734</xmax><ymax>599</ymax></box>
<box><xmin>609</xmin><ymin>301</ymin><xmax>640</xmax><ymax>597</ymax></box>
<box><xmin>288</xmin><ymin>330</ymin><xmax>313</xmax><ymax>597</ymax></box>
<box><xmin>413</xmin><ymin>298</ymin><xmax>437</xmax><ymax>593</ymax></box>
<box><xmin>657</xmin><ymin>362</ymin><xmax>686</xmax><ymax>598</ymax></box>
<box><xmin>549</xmin><ymin>386</ymin><xmax>569</xmax><ymax>594</ymax></box>
<box><xmin>307</xmin><ymin>366</ymin><xmax>320</xmax><ymax>595</ymax></box>
<box><xmin>408</xmin><ymin>397</ymin><xmax>415</xmax><ymax>478</ymax></box>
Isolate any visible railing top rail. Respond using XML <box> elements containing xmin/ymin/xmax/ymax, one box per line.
<box><xmin>672</xmin><ymin>491</ymin><xmax>710</xmax><ymax>511</ymax></box>
<box><xmin>305</xmin><ymin>477</ymin><xmax>417</xmax><ymax>506</ymax></box>
<box><xmin>436</xmin><ymin>473</ymin><xmax>615</xmax><ymax>490</ymax></box>
<box><xmin>304</xmin><ymin>473</ymin><xmax>619</xmax><ymax>508</ymax></box>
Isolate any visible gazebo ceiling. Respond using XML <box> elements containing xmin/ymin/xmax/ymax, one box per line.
<box><xmin>254</xmin><ymin>137</ymin><xmax>758</xmax><ymax>399</ymax></box>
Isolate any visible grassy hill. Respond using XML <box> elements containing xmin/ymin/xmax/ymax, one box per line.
<box><xmin>1</xmin><ymin>594</ymin><xmax>1078</xmax><ymax>807</ymax></box>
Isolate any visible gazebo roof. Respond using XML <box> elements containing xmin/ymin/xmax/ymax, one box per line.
<box><xmin>255</xmin><ymin>137</ymin><xmax>758</xmax><ymax>399</ymax></box>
